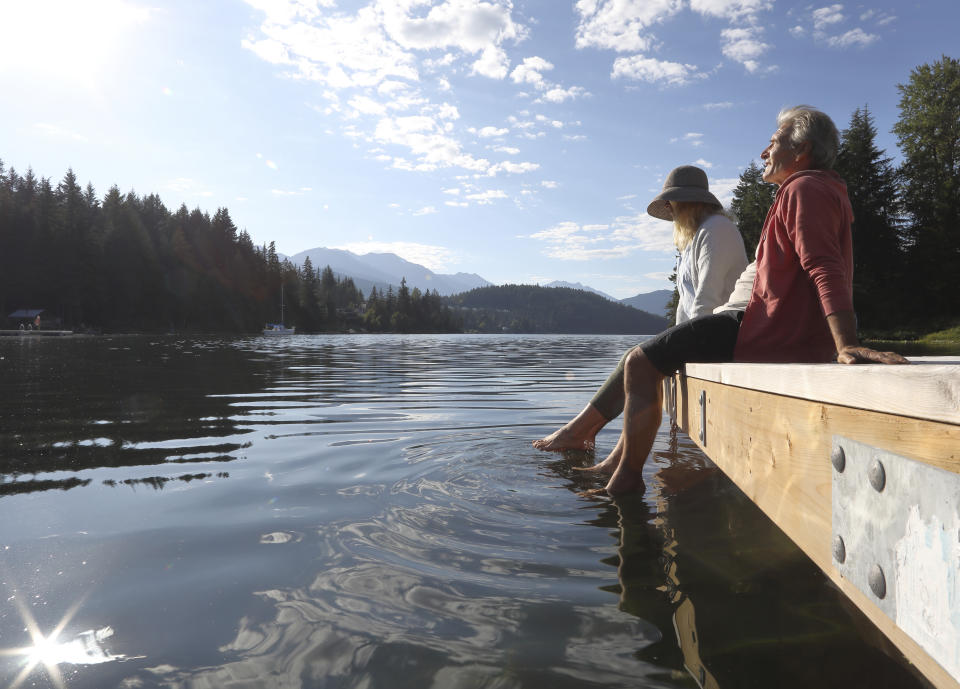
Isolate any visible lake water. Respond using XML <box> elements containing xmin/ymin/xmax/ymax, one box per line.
<box><xmin>0</xmin><ymin>334</ymin><xmax>935</xmax><ymax>688</ymax></box>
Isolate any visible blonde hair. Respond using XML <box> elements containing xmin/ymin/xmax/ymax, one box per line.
<box><xmin>672</xmin><ymin>202</ymin><xmax>724</xmax><ymax>251</ymax></box>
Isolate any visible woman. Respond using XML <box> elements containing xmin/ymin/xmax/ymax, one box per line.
<box><xmin>533</xmin><ymin>165</ymin><xmax>747</xmax><ymax>454</ymax></box>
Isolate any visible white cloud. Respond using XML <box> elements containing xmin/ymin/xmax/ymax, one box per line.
<box><xmin>541</xmin><ymin>180</ymin><xmax>559</xmax><ymax>189</ymax></box>
<box><xmin>701</xmin><ymin>101</ymin><xmax>734</xmax><ymax>110</ymax></box>
<box><xmin>436</xmin><ymin>103</ymin><xmax>460</xmax><ymax>120</ymax></box>
<box><xmin>465</xmin><ymin>189</ymin><xmax>508</xmax><ymax>203</ymax></box>
<box><xmin>826</xmin><ymin>27</ymin><xmax>878</xmax><ymax>48</ymax></box>
<box><xmin>709</xmin><ymin>176</ymin><xmax>739</xmax><ymax>208</ymax></box>
<box><xmin>690</xmin><ymin>0</ymin><xmax>773</xmax><ymax>21</ymax></box>
<box><xmin>575</xmin><ymin>0</ymin><xmax>682</xmax><ymax>52</ymax></box>
<box><xmin>539</xmin><ymin>86</ymin><xmax>588</xmax><ymax>103</ymax></box>
<box><xmin>812</xmin><ymin>4</ymin><xmax>845</xmax><ymax>31</ymax></box>
<box><xmin>471</xmin><ymin>44</ymin><xmax>510</xmax><ymax>79</ymax></box>
<box><xmin>487</xmin><ymin>161</ymin><xmax>540</xmax><ymax>176</ymax></box>
<box><xmin>348</xmin><ymin>95</ymin><xmax>388</xmax><ymax>116</ymax></box>
<box><xmin>791</xmin><ymin>5</ymin><xmax>883</xmax><ymax>49</ymax></box>
<box><xmin>334</xmin><ymin>240</ymin><xmax>459</xmax><ymax>271</ymax></box>
<box><xmin>528</xmin><ymin>212</ymin><xmax>676</xmax><ymax>260</ymax></box>
<box><xmin>612</xmin><ymin>55</ymin><xmax>704</xmax><ymax>85</ymax></box>
<box><xmin>694</xmin><ymin>158</ymin><xmax>712</xmax><ymax>168</ymax></box>
<box><xmin>510</xmin><ymin>56</ymin><xmax>553</xmax><ymax>88</ymax></box>
<box><xmin>720</xmin><ymin>26</ymin><xmax>771</xmax><ymax>72</ymax></box>
<box><xmin>477</xmin><ymin>126</ymin><xmax>509</xmax><ymax>138</ymax></box>
<box><xmin>492</xmin><ymin>144</ymin><xmax>520</xmax><ymax>154</ymax></box>
<box><xmin>380</xmin><ymin>0</ymin><xmax>526</xmax><ymax>53</ymax></box>
<box><xmin>242</xmin><ymin>0</ymin><xmax>543</xmax><ymax>182</ymax></box>
<box><xmin>413</xmin><ymin>205</ymin><xmax>438</xmax><ymax>215</ymax></box>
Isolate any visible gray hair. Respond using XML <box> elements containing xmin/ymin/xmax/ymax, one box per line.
<box><xmin>776</xmin><ymin>105</ymin><xmax>840</xmax><ymax>169</ymax></box>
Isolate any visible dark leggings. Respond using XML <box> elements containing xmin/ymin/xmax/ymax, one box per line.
<box><xmin>588</xmin><ymin>310</ymin><xmax>744</xmax><ymax>421</ymax></box>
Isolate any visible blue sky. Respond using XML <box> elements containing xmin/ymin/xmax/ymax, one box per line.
<box><xmin>1</xmin><ymin>0</ymin><xmax>956</xmax><ymax>298</ymax></box>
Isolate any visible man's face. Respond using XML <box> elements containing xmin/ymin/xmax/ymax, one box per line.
<box><xmin>761</xmin><ymin>127</ymin><xmax>802</xmax><ymax>185</ymax></box>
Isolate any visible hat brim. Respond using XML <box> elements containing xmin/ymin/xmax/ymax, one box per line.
<box><xmin>647</xmin><ymin>187</ymin><xmax>722</xmax><ymax>221</ymax></box>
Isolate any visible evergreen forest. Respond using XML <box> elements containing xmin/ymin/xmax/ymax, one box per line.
<box><xmin>1</xmin><ymin>56</ymin><xmax>958</xmax><ymax>337</ymax></box>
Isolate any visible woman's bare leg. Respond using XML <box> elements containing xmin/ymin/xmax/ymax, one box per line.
<box><xmin>532</xmin><ymin>402</ymin><xmax>607</xmax><ymax>452</ymax></box>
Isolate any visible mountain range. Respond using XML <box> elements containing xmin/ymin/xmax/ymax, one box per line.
<box><xmin>286</xmin><ymin>247</ymin><xmax>672</xmax><ymax>316</ymax></box>
<box><xmin>289</xmin><ymin>247</ymin><xmax>490</xmax><ymax>297</ymax></box>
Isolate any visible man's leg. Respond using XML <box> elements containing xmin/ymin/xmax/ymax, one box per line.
<box><xmin>604</xmin><ymin>348</ymin><xmax>664</xmax><ymax>496</ymax></box>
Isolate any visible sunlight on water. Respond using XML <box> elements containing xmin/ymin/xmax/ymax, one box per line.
<box><xmin>0</xmin><ymin>334</ymin><xmax>936</xmax><ymax>688</ymax></box>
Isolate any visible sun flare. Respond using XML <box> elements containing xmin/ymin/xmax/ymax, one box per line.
<box><xmin>0</xmin><ymin>0</ymin><xmax>150</xmax><ymax>85</ymax></box>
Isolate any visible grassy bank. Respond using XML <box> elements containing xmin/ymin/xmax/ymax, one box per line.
<box><xmin>862</xmin><ymin>321</ymin><xmax>960</xmax><ymax>355</ymax></box>
<box><xmin>918</xmin><ymin>324</ymin><xmax>960</xmax><ymax>344</ymax></box>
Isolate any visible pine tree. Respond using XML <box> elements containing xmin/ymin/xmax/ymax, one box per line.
<box><xmin>729</xmin><ymin>160</ymin><xmax>775</xmax><ymax>256</ymax></box>
<box><xmin>892</xmin><ymin>55</ymin><xmax>960</xmax><ymax>321</ymax></box>
<box><xmin>835</xmin><ymin>106</ymin><xmax>904</xmax><ymax>330</ymax></box>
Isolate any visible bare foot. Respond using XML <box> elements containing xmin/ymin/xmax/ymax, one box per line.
<box><xmin>571</xmin><ymin>440</ymin><xmax>621</xmax><ymax>475</ymax></box>
<box><xmin>532</xmin><ymin>426</ymin><xmax>596</xmax><ymax>452</ymax></box>
<box><xmin>604</xmin><ymin>465</ymin><xmax>646</xmax><ymax>496</ymax></box>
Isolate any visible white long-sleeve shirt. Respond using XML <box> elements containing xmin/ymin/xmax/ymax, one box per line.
<box><xmin>675</xmin><ymin>213</ymin><xmax>748</xmax><ymax>324</ymax></box>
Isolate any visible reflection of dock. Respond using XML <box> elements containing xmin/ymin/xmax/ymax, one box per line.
<box><xmin>0</xmin><ymin>329</ymin><xmax>74</xmax><ymax>337</ymax></box>
<box><xmin>667</xmin><ymin>356</ymin><xmax>960</xmax><ymax>689</ymax></box>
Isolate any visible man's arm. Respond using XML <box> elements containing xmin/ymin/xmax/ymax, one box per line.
<box><xmin>826</xmin><ymin>310</ymin><xmax>910</xmax><ymax>364</ymax></box>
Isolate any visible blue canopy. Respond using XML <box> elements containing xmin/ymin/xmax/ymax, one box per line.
<box><xmin>8</xmin><ymin>309</ymin><xmax>44</xmax><ymax>319</ymax></box>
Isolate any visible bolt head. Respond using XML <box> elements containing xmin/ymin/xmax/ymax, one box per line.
<box><xmin>833</xmin><ymin>535</ymin><xmax>846</xmax><ymax>563</ymax></box>
<box><xmin>869</xmin><ymin>564</ymin><xmax>887</xmax><ymax>599</ymax></box>
<box><xmin>868</xmin><ymin>458</ymin><xmax>886</xmax><ymax>492</ymax></box>
<box><xmin>831</xmin><ymin>446</ymin><xmax>846</xmax><ymax>472</ymax></box>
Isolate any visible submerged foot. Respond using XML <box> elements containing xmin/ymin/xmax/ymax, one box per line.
<box><xmin>571</xmin><ymin>458</ymin><xmax>617</xmax><ymax>475</ymax></box>
<box><xmin>532</xmin><ymin>427</ymin><xmax>595</xmax><ymax>452</ymax></box>
<box><xmin>603</xmin><ymin>466</ymin><xmax>646</xmax><ymax>497</ymax></box>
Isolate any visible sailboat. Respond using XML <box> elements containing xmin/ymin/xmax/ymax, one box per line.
<box><xmin>263</xmin><ymin>285</ymin><xmax>296</xmax><ymax>335</ymax></box>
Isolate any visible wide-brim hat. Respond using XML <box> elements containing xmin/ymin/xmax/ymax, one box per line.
<box><xmin>647</xmin><ymin>165</ymin><xmax>722</xmax><ymax>221</ymax></box>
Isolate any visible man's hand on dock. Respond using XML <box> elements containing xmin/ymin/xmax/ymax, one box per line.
<box><xmin>836</xmin><ymin>346</ymin><xmax>911</xmax><ymax>365</ymax></box>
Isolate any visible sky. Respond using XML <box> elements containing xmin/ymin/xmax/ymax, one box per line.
<box><xmin>0</xmin><ymin>0</ymin><xmax>957</xmax><ymax>299</ymax></box>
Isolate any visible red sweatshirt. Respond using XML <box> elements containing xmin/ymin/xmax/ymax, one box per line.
<box><xmin>734</xmin><ymin>169</ymin><xmax>854</xmax><ymax>363</ymax></box>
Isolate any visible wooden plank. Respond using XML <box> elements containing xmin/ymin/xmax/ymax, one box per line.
<box><xmin>684</xmin><ymin>357</ymin><xmax>960</xmax><ymax>426</ymax></box>
<box><xmin>671</xmin><ymin>373</ymin><xmax>960</xmax><ymax>689</ymax></box>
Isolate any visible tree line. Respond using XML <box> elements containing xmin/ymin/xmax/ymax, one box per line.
<box><xmin>730</xmin><ymin>55</ymin><xmax>959</xmax><ymax>335</ymax></box>
<box><xmin>0</xmin><ymin>166</ymin><xmax>460</xmax><ymax>333</ymax></box>
<box><xmin>447</xmin><ymin>284</ymin><xmax>668</xmax><ymax>334</ymax></box>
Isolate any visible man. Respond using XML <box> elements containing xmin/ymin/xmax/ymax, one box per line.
<box><xmin>535</xmin><ymin>105</ymin><xmax>907</xmax><ymax>496</ymax></box>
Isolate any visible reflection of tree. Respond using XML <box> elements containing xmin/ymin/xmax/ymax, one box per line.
<box><xmin>0</xmin><ymin>476</ymin><xmax>92</xmax><ymax>497</ymax></box>
<box><xmin>0</xmin><ymin>337</ymin><xmax>265</xmax><ymax>493</ymax></box>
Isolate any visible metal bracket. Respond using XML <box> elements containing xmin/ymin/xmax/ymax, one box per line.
<box><xmin>666</xmin><ymin>376</ymin><xmax>678</xmax><ymax>426</ymax></box>
<box><xmin>698</xmin><ymin>390</ymin><xmax>706</xmax><ymax>446</ymax></box>
<box><xmin>831</xmin><ymin>436</ymin><xmax>960</xmax><ymax>679</ymax></box>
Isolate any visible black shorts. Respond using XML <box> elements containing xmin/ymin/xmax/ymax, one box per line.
<box><xmin>640</xmin><ymin>310</ymin><xmax>744</xmax><ymax>375</ymax></box>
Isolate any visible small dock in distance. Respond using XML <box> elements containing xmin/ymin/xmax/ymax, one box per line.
<box><xmin>667</xmin><ymin>357</ymin><xmax>960</xmax><ymax>689</ymax></box>
<box><xmin>0</xmin><ymin>329</ymin><xmax>75</xmax><ymax>337</ymax></box>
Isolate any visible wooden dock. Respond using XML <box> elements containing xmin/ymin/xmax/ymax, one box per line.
<box><xmin>667</xmin><ymin>356</ymin><xmax>960</xmax><ymax>688</ymax></box>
